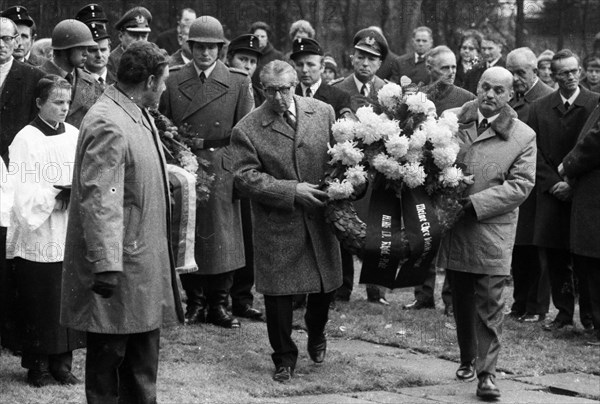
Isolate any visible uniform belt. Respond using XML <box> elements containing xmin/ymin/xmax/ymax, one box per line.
<box><xmin>191</xmin><ymin>137</ymin><xmax>230</xmax><ymax>151</ymax></box>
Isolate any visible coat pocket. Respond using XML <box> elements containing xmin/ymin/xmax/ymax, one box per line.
<box><xmin>123</xmin><ymin>205</ymin><xmax>142</xmax><ymax>255</ymax></box>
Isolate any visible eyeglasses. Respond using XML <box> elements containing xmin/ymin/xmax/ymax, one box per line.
<box><xmin>264</xmin><ymin>86</ymin><xmax>292</xmax><ymax>96</ymax></box>
<box><xmin>555</xmin><ymin>68</ymin><xmax>580</xmax><ymax>78</ymax></box>
<box><xmin>0</xmin><ymin>34</ymin><xmax>18</xmax><ymax>44</ymax></box>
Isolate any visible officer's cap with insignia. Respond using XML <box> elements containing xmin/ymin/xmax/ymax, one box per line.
<box><xmin>86</xmin><ymin>22</ymin><xmax>110</xmax><ymax>42</ymax></box>
<box><xmin>1</xmin><ymin>5</ymin><xmax>34</xmax><ymax>27</ymax></box>
<box><xmin>75</xmin><ymin>4</ymin><xmax>109</xmax><ymax>24</ymax></box>
<box><xmin>114</xmin><ymin>6</ymin><xmax>152</xmax><ymax>33</ymax></box>
<box><xmin>290</xmin><ymin>37</ymin><xmax>323</xmax><ymax>61</ymax></box>
<box><xmin>228</xmin><ymin>34</ymin><xmax>261</xmax><ymax>58</ymax></box>
<box><xmin>353</xmin><ymin>28</ymin><xmax>388</xmax><ymax>60</ymax></box>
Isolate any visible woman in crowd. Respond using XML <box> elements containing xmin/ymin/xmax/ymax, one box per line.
<box><xmin>322</xmin><ymin>55</ymin><xmax>338</xmax><ymax>84</ymax></box>
<box><xmin>8</xmin><ymin>75</ymin><xmax>85</xmax><ymax>387</ymax></box>
<box><xmin>455</xmin><ymin>30</ymin><xmax>482</xmax><ymax>89</ymax></box>
<box><xmin>581</xmin><ymin>54</ymin><xmax>600</xmax><ymax>92</ymax></box>
<box><xmin>537</xmin><ymin>50</ymin><xmax>557</xmax><ymax>89</ymax></box>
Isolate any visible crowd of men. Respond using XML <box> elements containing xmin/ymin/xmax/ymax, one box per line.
<box><xmin>0</xmin><ymin>3</ymin><xmax>599</xmax><ymax>403</ymax></box>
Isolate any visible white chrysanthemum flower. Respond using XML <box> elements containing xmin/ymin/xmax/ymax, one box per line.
<box><xmin>327</xmin><ymin>179</ymin><xmax>355</xmax><ymax>200</ymax></box>
<box><xmin>425</xmin><ymin>99</ymin><xmax>437</xmax><ymax>117</ymax></box>
<box><xmin>332</xmin><ymin>119</ymin><xmax>358</xmax><ymax>143</ymax></box>
<box><xmin>405</xmin><ymin>92</ymin><xmax>431</xmax><ymax>114</ymax></box>
<box><xmin>409</xmin><ymin>129</ymin><xmax>427</xmax><ymax>150</ymax></box>
<box><xmin>371</xmin><ymin>153</ymin><xmax>403</xmax><ymax>180</ymax></box>
<box><xmin>402</xmin><ymin>162</ymin><xmax>426</xmax><ymax>188</ymax></box>
<box><xmin>178</xmin><ymin>151</ymin><xmax>199</xmax><ymax>174</ymax></box>
<box><xmin>377</xmin><ymin>117</ymin><xmax>401</xmax><ymax>139</ymax></box>
<box><xmin>385</xmin><ymin>133</ymin><xmax>410</xmax><ymax>160</ymax></box>
<box><xmin>344</xmin><ymin>165</ymin><xmax>368</xmax><ymax>186</ymax></box>
<box><xmin>377</xmin><ymin>82</ymin><xmax>403</xmax><ymax>111</ymax></box>
<box><xmin>439</xmin><ymin>166</ymin><xmax>464</xmax><ymax>187</ymax></box>
<box><xmin>328</xmin><ymin>141</ymin><xmax>364</xmax><ymax>166</ymax></box>
<box><xmin>356</xmin><ymin>106</ymin><xmax>380</xmax><ymax>126</ymax></box>
<box><xmin>426</xmin><ymin>123</ymin><xmax>454</xmax><ymax>148</ymax></box>
<box><xmin>432</xmin><ymin>145</ymin><xmax>459</xmax><ymax>169</ymax></box>
<box><xmin>404</xmin><ymin>149</ymin><xmax>424</xmax><ymax>164</ymax></box>
<box><xmin>438</xmin><ymin>112</ymin><xmax>459</xmax><ymax>133</ymax></box>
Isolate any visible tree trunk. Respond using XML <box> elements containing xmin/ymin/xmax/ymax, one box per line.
<box><xmin>515</xmin><ymin>0</ymin><xmax>525</xmax><ymax>47</ymax></box>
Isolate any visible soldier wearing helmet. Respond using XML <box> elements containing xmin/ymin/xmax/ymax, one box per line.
<box><xmin>160</xmin><ymin>16</ymin><xmax>254</xmax><ymax>329</ymax></box>
<box><xmin>40</xmin><ymin>19</ymin><xmax>103</xmax><ymax>129</ymax></box>
<box><xmin>106</xmin><ymin>6</ymin><xmax>151</xmax><ymax>82</ymax></box>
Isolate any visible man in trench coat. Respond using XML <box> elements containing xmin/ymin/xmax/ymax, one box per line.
<box><xmin>159</xmin><ymin>16</ymin><xmax>254</xmax><ymax>328</ymax></box>
<box><xmin>231</xmin><ymin>60</ymin><xmax>342</xmax><ymax>383</ymax></box>
<box><xmin>61</xmin><ymin>42</ymin><xmax>183</xmax><ymax>404</ymax></box>
<box><xmin>439</xmin><ymin>67</ymin><xmax>536</xmax><ymax>400</ymax></box>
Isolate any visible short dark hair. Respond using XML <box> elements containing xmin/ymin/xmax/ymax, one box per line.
<box><xmin>459</xmin><ymin>30</ymin><xmax>483</xmax><ymax>52</ymax></box>
<box><xmin>583</xmin><ymin>54</ymin><xmax>600</xmax><ymax>70</ymax></box>
<box><xmin>250</xmin><ymin>21</ymin><xmax>271</xmax><ymax>37</ymax></box>
<box><xmin>551</xmin><ymin>49</ymin><xmax>580</xmax><ymax>73</ymax></box>
<box><xmin>117</xmin><ymin>41</ymin><xmax>169</xmax><ymax>85</ymax></box>
<box><xmin>35</xmin><ymin>74</ymin><xmax>71</xmax><ymax>103</ymax></box>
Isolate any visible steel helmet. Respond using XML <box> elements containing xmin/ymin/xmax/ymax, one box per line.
<box><xmin>187</xmin><ymin>16</ymin><xmax>225</xmax><ymax>44</ymax></box>
<box><xmin>52</xmin><ymin>19</ymin><xmax>97</xmax><ymax>50</ymax></box>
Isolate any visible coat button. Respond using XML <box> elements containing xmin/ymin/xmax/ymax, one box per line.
<box><xmin>214</xmin><ymin>121</ymin><xmax>220</xmax><ymax>127</ymax></box>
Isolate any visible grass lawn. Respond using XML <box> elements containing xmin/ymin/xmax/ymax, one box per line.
<box><xmin>1</xmin><ymin>267</ymin><xmax>598</xmax><ymax>403</ymax></box>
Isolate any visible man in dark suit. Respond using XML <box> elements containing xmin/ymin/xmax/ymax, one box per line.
<box><xmin>231</xmin><ymin>60</ymin><xmax>342</xmax><ymax>382</ymax></box>
<box><xmin>168</xmin><ymin>21</ymin><xmax>193</xmax><ymax>71</ymax></box>
<box><xmin>156</xmin><ymin>8</ymin><xmax>196</xmax><ymax>55</ymax></box>
<box><xmin>463</xmin><ymin>34</ymin><xmax>507</xmax><ymax>94</ymax></box>
<box><xmin>405</xmin><ymin>45</ymin><xmax>476</xmax><ymax>315</ymax></box>
<box><xmin>528</xmin><ymin>49</ymin><xmax>597</xmax><ymax>331</ymax></box>
<box><xmin>160</xmin><ymin>16</ymin><xmax>254</xmax><ymax>329</ymax></box>
<box><xmin>40</xmin><ymin>19</ymin><xmax>102</xmax><ymax>129</ymax></box>
<box><xmin>560</xmin><ymin>105</ymin><xmax>600</xmax><ymax>345</ymax></box>
<box><xmin>505</xmin><ymin>47</ymin><xmax>554</xmax><ymax>323</ymax></box>
<box><xmin>0</xmin><ymin>17</ymin><xmax>44</xmax><ymax>162</ymax></box>
<box><xmin>331</xmin><ymin>28</ymin><xmax>389</xmax><ymax>305</ymax></box>
<box><xmin>107</xmin><ymin>7</ymin><xmax>152</xmax><ymax>82</ymax></box>
<box><xmin>390</xmin><ymin>26</ymin><xmax>433</xmax><ymax>86</ymax></box>
<box><xmin>1</xmin><ymin>6</ymin><xmax>45</xmax><ymax>67</ymax></box>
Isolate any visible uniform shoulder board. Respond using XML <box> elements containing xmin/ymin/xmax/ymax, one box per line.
<box><xmin>229</xmin><ymin>67</ymin><xmax>249</xmax><ymax>76</ymax></box>
<box><xmin>329</xmin><ymin>77</ymin><xmax>345</xmax><ymax>86</ymax></box>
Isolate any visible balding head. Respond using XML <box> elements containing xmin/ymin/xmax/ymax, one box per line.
<box><xmin>477</xmin><ymin>66</ymin><xmax>514</xmax><ymax>117</ymax></box>
<box><xmin>0</xmin><ymin>17</ymin><xmax>18</xmax><ymax>64</ymax></box>
<box><xmin>426</xmin><ymin>46</ymin><xmax>457</xmax><ymax>85</ymax></box>
<box><xmin>506</xmin><ymin>47</ymin><xmax>539</xmax><ymax>95</ymax></box>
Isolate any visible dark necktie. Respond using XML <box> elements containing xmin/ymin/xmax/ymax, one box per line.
<box><xmin>564</xmin><ymin>101</ymin><xmax>570</xmax><ymax>110</ymax></box>
<box><xmin>361</xmin><ymin>83</ymin><xmax>369</xmax><ymax>97</ymax></box>
<box><xmin>305</xmin><ymin>87</ymin><xmax>312</xmax><ymax>98</ymax></box>
<box><xmin>65</xmin><ymin>72</ymin><xmax>73</xmax><ymax>85</ymax></box>
<box><xmin>199</xmin><ymin>71</ymin><xmax>206</xmax><ymax>84</ymax></box>
<box><xmin>477</xmin><ymin>119</ymin><xmax>489</xmax><ymax>136</ymax></box>
<box><xmin>98</xmin><ymin>76</ymin><xmax>104</xmax><ymax>85</ymax></box>
<box><xmin>283</xmin><ymin>110</ymin><xmax>297</xmax><ymax>130</ymax></box>
<box><xmin>417</xmin><ymin>55</ymin><xmax>424</xmax><ymax>63</ymax></box>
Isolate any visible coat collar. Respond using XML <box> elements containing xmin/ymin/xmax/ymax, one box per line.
<box><xmin>260</xmin><ymin>95</ymin><xmax>316</xmax><ymax>140</ymax></box>
<box><xmin>456</xmin><ymin>100</ymin><xmax>517</xmax><ymax>141</ymax></box>
<box><xmin>105</xmin><ymin>85</ymin><xmax>142</xmax><ymax>124</ymax></box>
<box><xmin>177</xmin><ymin>61</ymin><xmax>230</xmax><ymax>120</ymax></box>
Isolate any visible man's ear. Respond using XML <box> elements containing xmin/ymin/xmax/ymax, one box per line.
<box><xmin>146</xmin><ymin>74</ymin><xmax>156</xmax><ymax>90</ymax></box>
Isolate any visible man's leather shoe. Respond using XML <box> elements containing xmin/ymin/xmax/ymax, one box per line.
<box><xmin>543</xmin><ymin>319</ymin><xmax>572</xmax><ymax>331</ymax></box>
<box><xmin>272</xmin><ymin>366</ymin><xmax>293</xmax><ymax>382</ymax></box>
<box><xmin>207</xmin><ymin>305</ymin><xmax>240</xmax><ymax>328</ymax></box>
<box><xmin>307</xmin><ymin>333</ymin><xmax>327</xmax><ymax>363</ymax></box>
<box><xmin>519</xmin><ymin>313</ymin><xmax>545</xmax><ymax>323</ymax></box>
<box><xmin>456</xmin><ymin>361</ymin><xmax>476</xmax><ymax>381</ymax></box>
<box><xmin>184</xmin><ymin>304</ymin><xmax>206</xmax><ymax>325</ymax></box>
<box><xmin>232</xmin><ymin>304</ymin><xmax>263</xmax><ymax>321</ymax></box>
<box><xmin>404</xmin><ymin>299</ymin><xmax>434</xmax><ymax>310</ymax></box>
<box><xmin>52</xmin><ymin>371</ymin><xmax>81</xmax><ymax>385</ymax></box>
<box><xmin>476</xmin><ymin>374</ymin><xmax>501</xmax><ymax>399</ymax></box>
<box><xmin>27</xmin><ymin>370</ymin><xmax>56</xmax><ymax>387</ymax></box>
<box><xmin>368</xmin><ymin>297</ymin><xmax>390</xmax><ymax>306</ymax></box>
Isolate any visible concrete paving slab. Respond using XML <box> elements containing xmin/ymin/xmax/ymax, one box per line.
<box><xmin>329</xmin><ymin>339</ymin><xmax>457</xmax><ymax>384</ymax></box>
<box><xmin>351</xmin><ymin>390</ymin><xmax>437</xmax><ymax>403</ymax></box>
<box><xmin>397</xmin><ymin>379</ymin><xmax>600</xmax><ymax>404</ymax></box>
<box><xmin>278</xmin><ymin>393</ymin><xmax>374</xmax><ymax>403</ymax></box>
<box><xmin>516</xmin><ymin>372</ymin><xmax>600</xmax><ymax>400</ymax></box>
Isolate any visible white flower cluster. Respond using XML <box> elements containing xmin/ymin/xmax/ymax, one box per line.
<box><xmin>385</xmin><ymin>133</ymin><xmax>410</xmax><ymax>160</ymax></box>
<box><xmin>332</xmin><ymin>119</ymin><xmax>357</xmax><ymax>143</ymax></box>
<box><xmin>371</xmin><ymin>153</ymin><xmax>403</xmax><ymax>180</ymax></box>
<box><xmin>327</xmin><ymin>178</ymin><xmax>354</xmax><ymax>200</ymax></box>
<box><xmin>405</xmin><ymin>92</ymin><xmax>437</xmax><ymax>116</ymax></box>
<box><xmin>328</xmin><ymin>141</ymin><xmax>364</xmax><ymax>166</ymax></box>
<box><xmin>344</xmin><ymin>164</ymin><xmax>368</xmax><ymax>186</ymax></box>
<box><xmin>421</xmin><ymin>117</ymin><xmax>461</xmax><ymax>170</ymax></box>
<box><xmin>377</xmin><ymin>82</ymin><xmax>403</xmax><ymax>111</ymax></box>
<box><xmin>402</xmin><ymin>162</ymin><xmax>427</xmax><ymax>188</ymax></box>
<box><xmin>353</xmin><ymin>106</ymin><xmax>401</xmax><ymax>145</ymax></box>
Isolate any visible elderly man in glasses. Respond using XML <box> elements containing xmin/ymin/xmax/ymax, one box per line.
<box><xmin>231</xmin><ymin>60</ymin><xmax>342</xmax><ymax>383</ymax></box>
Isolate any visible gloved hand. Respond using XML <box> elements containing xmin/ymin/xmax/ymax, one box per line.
<box><xmin>54</xmin><ymin>187</ymin><xmax>71</xmax><ymax>210</ymax></box>
<box><xmin>92</xmin><ymin>271</ymin><xmax>120</xmax><ymax>298</ymax></box>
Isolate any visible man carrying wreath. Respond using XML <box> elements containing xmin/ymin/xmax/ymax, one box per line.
<box><xmin>438</xmin><ymin>66</ymin><xmax>536</xmax><ymax>400</ymax></box>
